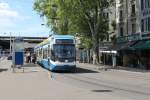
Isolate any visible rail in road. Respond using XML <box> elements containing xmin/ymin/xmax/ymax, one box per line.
<box><xmin>63</xmin><ymin>74</ymin><xmax>150</xmax><ymax>95</ymax></box>
<box><xmin>49</xmin><ymin>67</ymin><xmax>150</xmax><ymax>100</ymax></box>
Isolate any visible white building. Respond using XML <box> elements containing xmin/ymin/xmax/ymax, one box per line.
<box><xmin>115</xmin><ymin>0</ymin><xmax>150</xmax><ymax>69</ymax></box>
<box><xmin>116</xmin><ymin>0</ymin><xmax>150</xmax><ymax>38</ymax></box>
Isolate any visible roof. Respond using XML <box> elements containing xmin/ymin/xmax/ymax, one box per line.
<box><xmin>24</xmin><ymin>42</ymin><xmax>37</xmax><ymax>48</ymax></box>
<box><xmin>53</xmin><ymin>35</ymin><xmax>74</xmax><ymax>39</ymax></box>
<box><xmin>35</xmin><ymin>34</ymin><xmax>75</xmax><ymax>49</ymax></box>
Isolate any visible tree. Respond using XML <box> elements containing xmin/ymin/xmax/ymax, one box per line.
<box><xmin>33</xmin><ymin>0</ymin><xmax>114</xmax><ymax>64</ymax></box>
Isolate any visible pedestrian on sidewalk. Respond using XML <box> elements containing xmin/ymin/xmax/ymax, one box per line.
<box><xmin>32</xmin><ymin>53</ymin><xmax>36</xmax><ymax>64</ymax></box>
<box><xmin>26</xmin><ymin>52</ymin><xmax>31</xmax><ymax>63</ymax></box>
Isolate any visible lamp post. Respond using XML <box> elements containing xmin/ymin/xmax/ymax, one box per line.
<box><xmin>9</xmin><ymin>32</ymin><xmax>12</xmax><ymax>55</ymax></box>
<box><xmin>41</xmin><ymin>23</ymin><xmax>53</xmax><ymax>37</ymax></box>
<box><xmin>126</xmin><ymin>0</ymin><xmax>128</xmax><ymax>35</ymax></box>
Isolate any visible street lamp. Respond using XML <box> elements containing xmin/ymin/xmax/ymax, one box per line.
<box><xmin>41</xmin><ymin>23</ymin><xmax>53</xmax><ymax>37</ymax></box>
<box><xmin>9</xmin><ymin>32</ymin><xmax>12</xmax><ymax>55</ymax></box>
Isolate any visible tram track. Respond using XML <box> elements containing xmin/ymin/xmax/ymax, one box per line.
<box><xmin>54</xmin><ymin>72</ymin><xmax>150</xmax><ymax>96</ymax></box>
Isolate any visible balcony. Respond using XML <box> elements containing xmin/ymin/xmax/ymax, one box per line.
<box><xmin>131</xmin><ymin>12</ymin><xmax>136</xmax><ymax>17</ymax></box>
<box><xmin>119</xmin><ymin>0</ymin><xmax>124</xmax><ymax>4</ymax></box>
<box><xmin>130</xmin><ymin>0</ymin><xmax>135</xmax><ymax>4</ymax></box>
<box><xmin>130</xmin><ymin>12</ymin><xmax>136</xmax><ymax>22</ymax></box>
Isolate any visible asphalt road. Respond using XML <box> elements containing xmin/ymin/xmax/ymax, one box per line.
<box><xmin>53</xmin><ymin>66</ymin><xmax>150</xmax><ymax>100</ymax></box>
<box><xmin>0</xmin><ymin>58</ymin><xmax>150</xmax><ymax>100</ymax></box>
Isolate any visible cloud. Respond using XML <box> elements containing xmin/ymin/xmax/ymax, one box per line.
<box><xmin>0</xmin><ymin>2</ymin><xmax>9</xmax><ymax>9</ymax></box>
<box><xmin>0</xmin><ymin>2</ymin><xmax>20</xmax><ymax>19</ymax></box>
<box><xmin>20</xmin><ymin>25</ymin><xmax>50</xmax><ymax>36</ymax></box>
<box><xmin>0</xmin><ymin>2</ymin><xmax>25</xmax><ymax>29</ymax></box>
<box><xmin>0</xmin><ymin>1</ymin><xmax>48</xmax><ymax>36</ymax></box>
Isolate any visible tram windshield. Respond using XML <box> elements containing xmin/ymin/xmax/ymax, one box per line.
<box><xmin>53</xmin><ymin>44</ymin><xmax>75</xmax><ymax>59</ymax></box>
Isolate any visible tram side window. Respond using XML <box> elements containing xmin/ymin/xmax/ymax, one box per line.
<box><xmin>48</xmin><ymin>45</ymin><xmax>50</xmax><ymax>57</ymax></box>
<box><xmin>42</xmin><ymin>49</ymin><xmax>44</xmax><ymax>59</ymax></box>
<box><xmin>51</xmin><ymin>49</ymin><xmax>55</xmax><ymax>61</ymax></box>
<box><xmin>39</xmin><ymin>49</ymin><xmax>42</xmax><ymax>59</ymax></box>
<box><xmin>46</xmin><ymin>48</ymin><xmax>48</xmax><ymax>58</ymax></box>
<box><xmin>35</xmin><ymin>50</ymin><xmax>37</xmax><ymax>58</ymax></box>
<box><xmin>36</xmin><ymin>50</ymin><xmax>39</xmax><ymax>59</ymax></box>
<box><xmin>43</xmin><ymin>49</ymin><xmax>47</xmax><ymax>59</ymax></box>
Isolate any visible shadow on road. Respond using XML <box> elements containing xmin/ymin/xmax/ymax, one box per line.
<box><xmin>116</xmin><ymin>67</ymin><xmax>150</xmax><ymax>73</ymax></box>
<box><xmin>0</xmin><ymin>68</ymin><xmax>8</xmax><ymax>72</ymax></box>
<box><xmin>13</xmin><ymin>70</ymin><xmax>40</xmax><ymax>74</ymax></box>
<box><xmin>55</xmin><ymin>67</ymin><xmax>99</xmax><ymax>74</ymax></box>
<box><xmin>75</xmin><ymin>67</ymin><xmax>99</xmax><ymax>73</ymax></box>
<box><xmin>91</xmin><ymin>89</ymin><xmax>112</xmax><ymax>93</ymax></box>
<box><xmin>22</xmin><ymin>63</ymin><xmax>39</xmax><ymax>67</ymax></box>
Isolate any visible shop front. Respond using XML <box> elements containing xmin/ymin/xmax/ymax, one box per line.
<box><xmin>131</xmin><ymin>40</ymin><xmax>150</xmax><ymax>69</ymax></box>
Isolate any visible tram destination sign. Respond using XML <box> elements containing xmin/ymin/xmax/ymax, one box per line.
<box><xmin>56</xmin><ymin>39</ymin><xmax>73</xmax><ymax>44</ymax></box>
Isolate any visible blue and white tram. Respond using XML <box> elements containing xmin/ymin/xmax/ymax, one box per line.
<box><xmin>34</xmin><ymin>35</ymin><xmax>76</xmax><ymax>72</ymax></box>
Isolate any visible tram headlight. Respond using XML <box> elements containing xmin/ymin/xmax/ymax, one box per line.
<box><xmin>56</xmin><ymin>60</ymin><xmax>60</xmax><ymax>63</ymax></box>
<box><xmin>65</xmin><ymin>60</ymin><xmax>68</xmax><ymax>62</ymax></box>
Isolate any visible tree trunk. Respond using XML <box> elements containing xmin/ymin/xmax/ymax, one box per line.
<box><xmin>92</xmin><ymin>35</ymin><xmax>99</xmax><ymax>64</ymax></box>
<box><xmin>87</xmin><ymin>49</ymin><xmax>91</xmax><ymax>63</ymax></box>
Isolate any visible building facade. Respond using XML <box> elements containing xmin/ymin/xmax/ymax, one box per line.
<box><xmin>99</xmin><ymin>5</ymin><xmax>117</xmax><ymax>66</ymax></box>
<box><xmin>116</xmin><ymin>0</ymin><xmax>150</xmax><ymax>69</ymax></box>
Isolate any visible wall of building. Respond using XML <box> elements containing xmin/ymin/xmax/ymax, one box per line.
<box><xmin>116</xmin><ymin>0</ymin><xmax>142</xmax><ymax>37</ymax></box>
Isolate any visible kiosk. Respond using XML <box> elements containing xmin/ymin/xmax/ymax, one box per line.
<box><xmin>12</xmin><ymin>37</ymin><xmax>24</xmax><ymax>72</ymax></box>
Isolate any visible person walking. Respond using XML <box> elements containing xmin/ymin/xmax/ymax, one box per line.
<box><xmin>26</xmin><ymin>52</ymin><xmax>31</xmax><ymax>63</ymax></box>
<box><xmin>32</xmin><ymin>53</ymin><xmax>36</xmax><ymax>64</ymax></box>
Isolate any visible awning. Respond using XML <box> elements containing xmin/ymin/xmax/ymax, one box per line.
<box><xmin>99</xmin><ymin>50</ymin><xmax>117</xmax><ymax>54</ymax></box>
<box><xmin>99</xmin><ymin>47</ymin><xmax>117</xmax><ymax>54</ymax></box>
<box><xmin>132</xmin><ymin>40</ymin><xmax>150</xmax><ymax>49</ymax></box>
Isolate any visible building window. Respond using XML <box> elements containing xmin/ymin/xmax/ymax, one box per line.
<box><xmin>145</xmin><ymin>0</ymin><xmax>146</xmax><ymax>8</ymax></box>
<box><xmin>148</xmin><ymin>17</ymin><xmax>150</xmax><ymax>31</ymax></box>
<box><xmin>106</xmin><ymin>13</ymin><xmax>109</xmax><ymax>19</ymax></box>
<box><xmin>141</xmin><ymin>0</ymin><xmax>144</xmax><ymax>10</ymax></box>
<box><xmin>141</xmin><ymin>19</ymin><xmax>144</xmax><ymax>32</ymax></box>
<box><xmin>148</xmin><ymin>0</ymin><xmax>150</xmax><ymax>8</ymax></box>
<box><xmin>145</xmin><ymin>0</ymin><xmax>149</xmax><ymax>9</ymax></box>
<box><xmin>120</xmin><ymin>27</ymin><xmax>124</xmax><ymax>36</ymax></box>
<box><xmin>145</xmin><ymin>0</ymin><xmax>147</xmax><ymax>9</ymax></box>
<box><xmin>146</xmin><ymin>18</ymin><xmax>148</xmax><ymax>31</ymax></box>
<box><xmin>119</xmin><ymin>10</ymin><xmax>123</xmax><ymax>21</ymax></box>
<box><xmin>103</xmin><ymin>12</ymin><xmax>109</xmax><ymax>19</ymax></box>
<box><xmin>132</xmin><ymin>23</ymin><xmax>136</xmax><ymax>33</ymax></box>
<box><xmin>120</xmin><ymin>0</ymin><xmax>124</xmax><ymax>4</ymax></box>
<box><xmin>120</xmin><ymin>10</ymin><xmax>123</xmax><ymax>18</ymax></box>
<box><xmin>131</xmin><ymin>4</ymin><xmax>135</xmax><ymax>15</ymax></box>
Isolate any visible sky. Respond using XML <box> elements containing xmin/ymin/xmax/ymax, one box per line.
<box><xmin>0</xmin><ymin>0</ymin><xmax>50</xmax><ymax>37</ymax></box>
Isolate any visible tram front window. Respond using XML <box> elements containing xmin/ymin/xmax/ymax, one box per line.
<box><xmin>53</xmin><ymin>44</ymin><xmax>75</xmax><ymax>62</ymax></box>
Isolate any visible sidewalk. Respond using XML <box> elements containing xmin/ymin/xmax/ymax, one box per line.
<box><xmin>77</xmin><ymin>62</ymin><xmax>150</xmax><ymax>89</ymax></box>
<box><xmin>0</xmin><ymin>59</ymin><xmax>133</xmax><ymax>100</ymax></box>
<box><xmin>77</xmin><ymin>62</ymin><xmax>150</xmax><ymax>73</ymax></box>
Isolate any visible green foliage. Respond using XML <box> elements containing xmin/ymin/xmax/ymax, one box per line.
<box><xmin>33</xmin><ymin>0</ymin><xmax>115</xmax><ymax>63</ymax></box>
<box><xmin>33</xmin><ymin>0</ymin><xmax>114</xmax><ymax>35</ymax></box>
<box><xmin>77</xmin><ymin>34</ymin><xmax>92</xmax><ymax>49</ymax></box>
